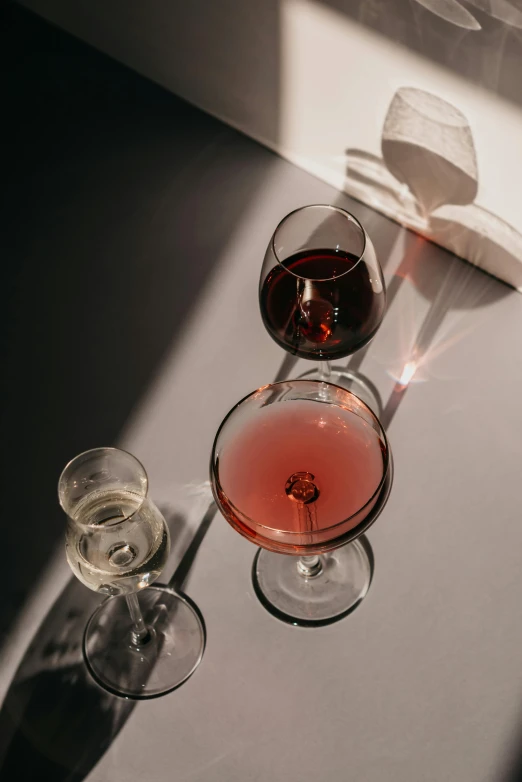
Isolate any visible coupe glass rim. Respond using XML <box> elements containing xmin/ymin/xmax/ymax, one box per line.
<box><xmin>271</xmin><ymin>204</ymin><xmax>367</xmax><ymax>282</ymax></box>
<box><xmin>210</xmin><ymin>379</ymin><xmax>389</xmax><ymax>536</ymax></box>
<box><xmin>58</xmin><ymin>446</ymin><xmax>149</xmax><ymax>527</ymax></box>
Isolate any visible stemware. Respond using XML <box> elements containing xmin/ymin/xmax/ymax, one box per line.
<box><xmin>259</xmin><ymin>204</ymin><xmax>386</xmax><ymax>412</ymax></box>
<box><xmin>59</xmin><ymin>447</ymin><xmax>205</xmax><ymax>698</ymax></box>
<box><xmin>211</xmin><ymin>380</ymin><xmax>392</xmax><ymax>626</ymax></box>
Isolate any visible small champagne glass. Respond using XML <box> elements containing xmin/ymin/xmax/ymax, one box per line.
<box><xmin>259</xmin><ymin>205</ymin><xmax>386</xmax><ymax>412</ymax></box>
<box><xmin>58</xmin><ymin>447</ymin><xmax>205</xmax><ymax>698</ymax></box>
<box><xmin>210</xmin><ymin>380</ymin><xmax>392</xmax><ymax>626</ymax></box>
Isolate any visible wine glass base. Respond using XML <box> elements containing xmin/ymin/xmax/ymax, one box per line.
<box><xmin>298</xmin><ymin>366</ymin><xmax>381</xmax><ymax>415</ymax></box>
<box><xmin>252</xmin><ymin>538</ymin><xmax>374</xmax><ymax>627</ymax></box>
<box><xmin>83</xmin><ymin>585</ymin><xmax>205</xmax><ymax>699</ymax></box>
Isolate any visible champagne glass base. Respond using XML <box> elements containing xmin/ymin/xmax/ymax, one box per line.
<box><xmin>83</xmin><ymin>585</ymin><xmax>205</xmax><ymax>699</ymax></box>
<box><xmin>252</xmin><ymin>538</ymin><xmax>374</xmax><ymax>627</ymax></box>
<box><xmin>298</xmin><ymin>366</ymin><xmax>381</xmax><ymax>415</ymax></box>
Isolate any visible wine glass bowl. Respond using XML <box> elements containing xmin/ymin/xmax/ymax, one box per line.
<box><xmin>212</xmin><ymin>382</ymin><xmax>388</xmax><ymax>555</ymax></box>
<box><xmin>260</xmin><ymin>205</ymin><xmax>385</xmax><ymax>361</ymax></box>
<box><xmin>211</xmin><ymin>380</ymin><xmax>391</xmax><ymax>625</ymax></box>
<box><xmin>59</xmin><ymin>447</ymin><xmax>205</xmax><ymax>699</ymax></box>
<box><xmin>60</xmin><ymin>450</ymin><xmax>169</xmax><ymax>596</ymax></box>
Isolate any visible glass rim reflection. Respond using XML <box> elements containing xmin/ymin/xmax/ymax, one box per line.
<box><xmin>270</xmin><ymin>204</ymin><xmax>368</xmax><ymax>282</ymax></box>
<box><xmin>58</xmin><ymin>446</ymin><xmax>149</xmax><ymax>529</ymax></box>
<box><xmin>210</xmin><ymin>379</ymin><xmax>389</xmax><ymax>538</ymax></box>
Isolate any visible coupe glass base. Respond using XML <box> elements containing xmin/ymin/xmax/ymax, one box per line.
<box><xmin>83</xmin><ymin>585</ymin><xmax>205</xmax><ymax>699</ymax></box>
<box><xmin>253</xmin><ymin>538</ymin><xmax>373</xmax><ymax>627</ymax></box>
<box><xmin>297</xmin><ymin>366</ymin><xmax>381</xmax><ymax>415</ymax></box>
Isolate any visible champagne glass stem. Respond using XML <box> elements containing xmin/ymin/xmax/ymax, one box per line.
<box><xmin>297</xmin><ymin>555</ymin><xmax>323</xmax><ymax>578</ymax></box>
<box><xmin>126</xmin><ymin>593</ymin><xmax>152</xmax><ymax>646</ymax></box>
<box><xmin>320</xmin><ymin>360</ymin><xmax>332</xmax><ymax>383</ymax></box>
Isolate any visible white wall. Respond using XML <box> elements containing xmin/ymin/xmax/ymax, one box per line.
<box><xmin>20</xmin><ymin>0</ymin><xmax>522</xmax><ymax>290</ymax></box>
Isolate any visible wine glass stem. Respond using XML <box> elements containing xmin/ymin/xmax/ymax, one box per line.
<box><xmin>297</xmin><ymin>555</ymin><xmax>323</xmax><ymax>578</ymax></box>
<box><xmin>126</xmin><ymin>593</ymin><xmax>151</xmax><ymax>646</ymax></box>
<box><xmin>320</xmin><ymin>360</ymin><xmax>332</xmax><ymax>383</ymax></box>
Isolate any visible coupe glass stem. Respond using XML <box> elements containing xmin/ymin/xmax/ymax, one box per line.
<box><xmin>319</xmin><ymin>360</ymin><xmax>332</xmax><ymax>383</ymax></box>
<box><xmin>126</xmin><ymin>593</ymin><xmax>152</xmax><ymax>646</ymax></box>
<box><xmin>297</xmin><ymin>555</ymin><xmax>323</xmax><ymax>577</ymax></box>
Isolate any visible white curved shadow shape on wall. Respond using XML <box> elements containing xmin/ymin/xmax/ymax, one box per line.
<box><xmin>344</xmin><ymin>86</ymin><xmax>522</xmax><ymax>290</ymax></box>
<box><xmin>462</xmin><ymin>0</ymin><xmax>522</xmax><ymax>28</ymax></box>
<box><xmin>412</xmin><ymin>0</ymin><xmax>481</xmax><ymax>28</ymax></box>
<box><xmin>381</xmin><ymin>87</ymin><xmax>478</xmax><ymax>215</ymax></box>
<box><xmin>413</xmin><ymin>0</ymin><xmax>522</xmax><ymax>28</ymax></box>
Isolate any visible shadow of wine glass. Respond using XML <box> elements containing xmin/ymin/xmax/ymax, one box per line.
<box><xmin>272</xmin><ymin>352</ymin><xmax>299</xmax><ymax>383</ymax></box>
<box><xmin>382</xmin><ymin>88</ymin><xmax>478</xmax><ymax>215</ymax></box>
<box><xmin>343</xmin><ymin>214</ymin><xmax>408</xmax><ymax>380</ymax></box>
<box><xmin>429</xmin><ymin>203</ymin><xmax>522</xmax><ymax>291</ymax></box>
<box><xmin>344</xmin><ymin>87</ymin><xmax>522</xmax><ymax>292</ymax></box>
<box><xmin>345</xmin><ymin>87</ymin><xmax>479</xmax><ymax>231</ymax></box>
<box><xmin>344</xmin><ymin>148</ymin><xmax>423</xmax><ymax>229</ymax></box>
<box><xmin>381</xmin><ymin>235</ymin><xmax>514</xmax><ymax>429</ymax></box>
<box><xmin>341</xmin><ymin>85</ymin><xmax>520</xmax><ymax>428</ymax></box>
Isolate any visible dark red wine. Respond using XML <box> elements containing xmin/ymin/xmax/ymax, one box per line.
<box><xmin>215</xmin><ymin>400</ymin><xmax>387</xmax><ymax>554</ymax></box>
<box><xmin>259</xmin><ymin>249</ymin><xmax>385</xmax><ymax>360</ymax></box>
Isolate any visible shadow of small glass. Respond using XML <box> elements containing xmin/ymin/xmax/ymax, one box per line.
<box><xmin>1</xmin><ymin>3</ymin><xmax>282</xmax><ymax>653</ymax></box>
<box><xmin>0</xmin><ymin>578</ymin><xmax>133</xmax><ymax>782</ymax></box>
<box><xmin>0</xmin><ymin>504</ymin><xmax>216</xmax><ymax>781</ymax></box>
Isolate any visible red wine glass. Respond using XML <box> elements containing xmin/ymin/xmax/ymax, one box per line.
<box><xmin>210</xmin><ymin>379</ymin><xmax>391</xmax><ymax>626</ymax></box>
<box><xmin>259</xmin><ymin>205</ymin><xmax>386</xmax><ymax>412</ymax></box>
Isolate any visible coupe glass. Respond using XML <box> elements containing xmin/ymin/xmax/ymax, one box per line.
<box><xmin>210</xmin><ymin>380</ymin><xmax>391</xmax><ymax>626</ymax></box>
<box><xmin>259</xmin><ymin>204</ymin><xmax>386</xmax><ymax>412</ymax></box>
<box><xmin>58</xmin><ymin>447</ymin><xmax>205</xmax><ymax>698</ymax></box>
